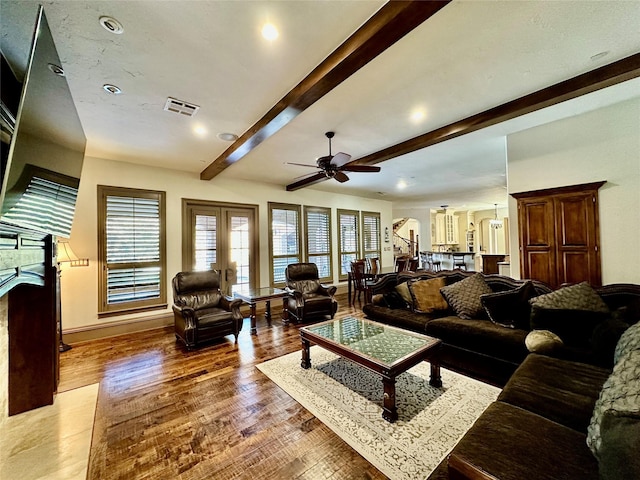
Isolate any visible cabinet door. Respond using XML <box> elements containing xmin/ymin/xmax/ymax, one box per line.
<box><xmin>554</xmin><ymin>192</ymin><xmax>600</xmax><ymax>287</ymax></box>
<box><xmin>518</xmin><ymin>197</ymin><xmax>557</xmax><ymax>287</ymax></box>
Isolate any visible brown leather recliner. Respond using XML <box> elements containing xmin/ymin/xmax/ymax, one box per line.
<box><xmin>172</xmin><ymin>270</ymin><xmax>243</xmax><ymax>349</ymax></box>
<box><xmin>284</xmin><ymin>263</ymin><xmax>337</xmax><ymax>323</ymax></box>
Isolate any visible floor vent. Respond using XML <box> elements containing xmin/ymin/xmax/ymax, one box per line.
<box><xmin>164</xmin><ymin>97</ymin><xmax>200</xmax><ymax>117</ymax></box>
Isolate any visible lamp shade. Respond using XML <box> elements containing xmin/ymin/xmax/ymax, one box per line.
<box><xmin>57</xmin><ymin>240</ymin><xmax>89</xmax><ymax>267</ymax></box>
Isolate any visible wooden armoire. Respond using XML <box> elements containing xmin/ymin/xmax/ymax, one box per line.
<box><xmin>512</xmin><ymin>181</ymin><xmax>605</xmax><ymax>289</ymax></box>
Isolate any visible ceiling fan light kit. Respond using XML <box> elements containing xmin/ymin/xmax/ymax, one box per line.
<box><xmin>285</xmin><ymin>132</ymin><xmax>380</xmax><ymax>191</ymax></box>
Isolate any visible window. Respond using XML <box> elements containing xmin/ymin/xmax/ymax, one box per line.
<box><xmin>98</xmin><ymin>186</ymin><xmax>166</xmax><ymax>314</ymax></box>
<box><xmin>304</xmin><ymin>206</ymin><xmax>331</xmax><ymax>282</ymax></box>
<box><xmin>337</xmin><ymin>209</ymin><xmax>359</xmax><ymax>281</ymax></box>
<box><xmin>362</xmin><ymin>211</ymin><xmax>381</xmax><ymax>263</ymax></box>
<box><xmin>269</xmin><ymin>202</ymin><xmax>301</xmax><ymax>286</ymax></box>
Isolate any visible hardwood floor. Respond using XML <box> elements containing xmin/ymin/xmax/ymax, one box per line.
<box><xmin>59</xmin><ymin>294</ymin><xmax>387</xmax><ymax>480</ymax></box>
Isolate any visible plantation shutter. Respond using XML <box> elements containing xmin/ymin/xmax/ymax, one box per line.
<box><xmin>337</xmin><ymin>209</ymin><xmax>359</xmax><ymax>280</ymax></box>
<box><xmin>305</xmin><ymin>207</ymin><xmax>331</xmax><ymax>281</ymax></box>
<box><xmin>99</xmin><ymin>186</ymin><xmax>166</xmax><ymax>313</ymax></box>
<box><xmin>362</xmin><ymin>212</ymin><xmax>381</xmax><ymax>262</ymax></box>
<box><xmin>269</xmin><ymin>203</ymin><xmax>301</xmax><ymax>285</ymax></box>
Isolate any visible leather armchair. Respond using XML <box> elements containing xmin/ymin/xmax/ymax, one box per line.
<box><xmin>172</xmin><ymin>270</ymin><xmax>243</xmax><ymax>349</ymax></box>
<box><xmin>284</xmin><ymin>263</ymin><xmax>337</xmax><ymax>323</ymax></box>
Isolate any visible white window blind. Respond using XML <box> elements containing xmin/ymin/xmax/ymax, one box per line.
<box><xmin>338</xmin><ymin>209</ymin><xmax>359</xmax><ymax>278</ymax></box>
<box><xmin>270</xmin><ymin>204</ymin><xmax>301</xmax><ymax>285</ymax></box>
<box><xmin>99</xmin><ymin>186</ymin><xmax>166</xmax><ymax>313</ymax></box>
<box><xmin>305</xmin><ymin>207</ymin><xmax>331</xmax><ymax>281</ymax></box>
<box><xmin>194</xmin><ymin>214</ymin><xmax>217</xmax><ymax>271</ymax></box>
<box><xmin>362</xmin><ymin>212</ymin><xmax>381</xmax><ymax>261</ymax></box>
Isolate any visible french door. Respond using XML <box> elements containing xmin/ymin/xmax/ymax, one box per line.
<box><xmin>182</xmin><ymin>200</ymin><xmax>258</xmax><ymax>294</ymax></box>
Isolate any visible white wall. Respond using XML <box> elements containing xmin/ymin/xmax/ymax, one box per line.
<box><xmin>62</xmin><ymin>156</ymin><xmax>393</xmax><ymax>330</ymax></box>
<box><xmin>392</xmin><ymin>207</ymin><xmax>431</xmax><ymax>252</ymax></box>
<box><xmin>507</xmin><ymin>98</ymin><xmax>640</xmax><ymax>284</ymax></box>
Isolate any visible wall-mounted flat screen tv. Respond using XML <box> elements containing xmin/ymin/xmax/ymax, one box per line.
<box><xmin>0</xmin><ymin>6</ymin><xmax>86</xmax><ymax>239</ymax></box>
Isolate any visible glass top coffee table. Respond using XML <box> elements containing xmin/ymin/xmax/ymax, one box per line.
<box><xmin>300</xmin><ymin>316</ymin><xmax>442</xmax><ymax>423</ymax></box>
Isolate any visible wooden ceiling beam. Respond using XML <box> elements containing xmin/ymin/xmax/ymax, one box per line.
<box><xmin>200</xmin><ymin>1</ymin><xmax>451</xmax><ymax>181</ymax></box>
<box><xmin>349</xmin><ymin>53</ymin><xmax>640</xmax><ymax>167</ymax></box>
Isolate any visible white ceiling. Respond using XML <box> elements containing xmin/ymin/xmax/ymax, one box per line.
<box><xmin>2</xmin><ymin>1</ymin><xmax>639</xmax><ymax>211</ymax></box>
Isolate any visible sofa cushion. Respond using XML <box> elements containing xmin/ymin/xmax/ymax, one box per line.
<box><xmin>498</xmin><ymin>354</ymin><xmax>610</xmax><ymax>432</ymax></box>
<box><xmin>525</xmin><ymin>329</ymin><xmax>564</xmax><ymax>355</ymax></box>
<box><xmin>530</xmin><ymin>282</ymin><xmax>610</xmax><ymax>313</ymax></box>
<box><xmin>590</xmin><ymin>317</ymin><xmax>630</xmax><ymax>368</ymax></box>
<box><xmin>362</xmin><ymin>304</ymin><xmax>432</xmax><ymax>333</ymax></box>
<box><xmin>409</xmin><ymin>277</ymin><xmax>448</xmax><ymax>313</ymax></box>
<box><xmin>425</xmin><ymin>316</ymin><xmax>529</xmax><ymax>364</ymax></box>
<box><xmin>481</xmin><ymin>280</ymin><xmax>535</xmax><ymax>329</ymax></box>
<box><xmin>439</xmin><ymin>273</ymin><xmax>492</xmax><ymax>319</ymax></box>
<box><xmin>613</xmin><ymin>320</ymin><xmax>640</xmax><ymax>364</ymax></box>
<box><xmin>598</xmin><ymin>410</ymin><xmax>640</xmax><ymax>480</ymax></box>
<box><xmin>449</xmin><ymin>401</ymin><xmax>599</xmax><ymax>480</ymax></box>
<box><xmin>587</xmin><ymin>350</ymin><xmax>640</xmax><ymax>466</ymax></box>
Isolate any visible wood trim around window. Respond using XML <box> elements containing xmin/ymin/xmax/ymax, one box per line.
<box><xmin>268</xmin><ymin>202</ymin><xmax>302</xmax><ymax>287</ymax></box>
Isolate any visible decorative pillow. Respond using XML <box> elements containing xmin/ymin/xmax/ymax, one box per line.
<box><xmin>614</xmin><ymin>321</ymin><xmax>640</xmax><ymax>365</ymax></box>
<box><xmin>439</xmin><ymin>273</ymin><xmax>492</xmax><ymax>320</ymax></box>
<box><xmin>480</xmin><ymin>281</ymin><xmax>535</xmax><ymax>329</ymax></box>
<box><xmin>587</xmin><ymin>350</ymin><xmax>640</xmax><ymax>471</ymax></box>
<box><xmin>408</xmin><ymin>277</ymin><xmax>448</xmax><ymax>313</ymax></box>
<box><xmin>530</xmin><ymin>305</ymin><xmax>608</xmax><ymax>347</ymax></box>
<box><xmin>525</xmin><ymin>329</ymin><xmax>564</xmax><ymax>354</ymax></box>
<box><xmin>529</xmin><ymin>281</ymin><xmax>609</xmax><ymax>313</ymax></box>
<box><xmin>590</xmin><ymin>317</ymin><xmax>630</xmax><ymax>368</ymax></box>
<box><xmin>394</xmin><ymin>282</ymin><xmax>413</xmax><ymax>307</ymax></box>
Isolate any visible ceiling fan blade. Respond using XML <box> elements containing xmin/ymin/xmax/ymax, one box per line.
<box><xmin>340</xmin><ymin>165</ymin><xmax>381</xmax><ymax>173</ymax></box>
<box><xmin>291</xmin><ymin>170</ymin><xmax>324</xmax><ymax>182</ymax></box>
<box><xmin>286</xmin><ymin>171</ymin><xmax>329</xmax><ymax>191</ymax></box>
<box><xmin>334</xmin><ymin>171</ymin><xmax>349</xmax><ymax>183</ymax></box>
<box><xmin>330</xmin><ymin>152</ymin><xmax>352</xmax><ymax>168</ymax></box>
<box><xmin>285</xmin><ymin>162</ymin><xmax>318</xmax><ymax>168</ymax></box>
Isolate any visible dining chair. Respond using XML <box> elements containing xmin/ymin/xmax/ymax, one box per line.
<box><xmin>394</xmin><ymin>256</ymin><xmax>410</xmax><ymax>273</ymax></box>
<box><xmin>367</xmin><ymin>257</ymin><xmax>381</xmax><ymax>276</ymax></box>
<box><xmin>350</xmin><ymin>260</ymin><xmax>375</xmax><ymax>304</ymax></box>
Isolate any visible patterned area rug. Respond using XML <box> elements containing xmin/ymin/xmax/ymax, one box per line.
<box><xmin>257</xmin><ymin>346</ymin><xmax>499</xmax><ymax>480</ymax></box>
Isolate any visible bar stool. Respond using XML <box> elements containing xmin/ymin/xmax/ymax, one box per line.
<box><xmin>452</xmin><ymin>253</ymin><xmax>467</xmax><ymax>270</ymax></box>
<box><xmin>427</xmin><ymin>252</ymin><xmax>441</xmax><ymax>272</ymax></box>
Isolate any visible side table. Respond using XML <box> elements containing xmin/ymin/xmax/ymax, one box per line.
<box><xmin>234</xmin><ymin>287</ymin><xmax>290</xmax><ymax>335</ymax></box>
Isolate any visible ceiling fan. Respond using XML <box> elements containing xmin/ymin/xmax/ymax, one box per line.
<box><xmin>285</xmin><ymin>132</ymin><xmax>381</xmax><ymax>191</ymax></box>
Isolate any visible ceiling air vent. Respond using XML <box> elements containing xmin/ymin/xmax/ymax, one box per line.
<box><xmin>163</xmin><ymin>97</ymin><xmax>200</xmax><ymax>117</ymax></box>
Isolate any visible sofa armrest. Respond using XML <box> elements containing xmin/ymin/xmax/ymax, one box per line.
<box><xmin>448</xmin><ymin>453</ymin><xmax>500</xmax><ymax>480</ymax></box>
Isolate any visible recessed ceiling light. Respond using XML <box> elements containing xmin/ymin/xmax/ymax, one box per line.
<box><xmin>48</xmin><ymin>63</ymin><xmax>64</xmax><ymax>76</ymax></box>
<box><xmin>261</xmin><ymin>23</ymin><xmax>279</xmax><ymax>41</ymax></box>
<box><xmin>194</xmin><ymin>125</ymin><xmax>208</xmax><ymax>137</ymax></box>
<box><xmin>103</xmin><ymin>84</ymin><xmax>122</xmax><ymax>95</ymax></box>
<box><xmin>397</xmin><ymin>180</ymin><xmax>407</xmax><ymax>190</ymax></box>
<box><xmin>100</xmin><ymin>16</ymin><xmax>124</xmax><ymax>34</ymax></box>
<box><xmin>217</xmin><ymin>132</ymin><xmax>238</xmax><ymax>141</ymax></box>
<box><xmin>410</xmin><ymin>109</ymin><xmax>426</xmax><ymax>123</ymax></box>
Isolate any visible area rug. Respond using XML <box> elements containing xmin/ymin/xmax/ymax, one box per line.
<box><xmin>257</xmin><ymin>347</ymin><xmax>499</xmax><ymax>480</ymax></box>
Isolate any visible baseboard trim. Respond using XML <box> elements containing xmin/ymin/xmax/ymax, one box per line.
<box><xmin>63</xmin><ymin>313</ymin><xmax>174</xmax><ymax>344</ymax></box>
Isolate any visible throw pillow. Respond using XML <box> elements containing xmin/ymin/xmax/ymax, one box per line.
<box><xmin>528</xmin><ymin>282</ymin><xmax>611</xmax><ymax>348</ymax></box>
<box><xmin>395</xmin><ymin>282</ymin><xmax>413</xmax><ymax>308</ymax></box>
<box><xmin>529</xmin><ymin>281</ymin><xmax>609</xmax><ymax>313</ymax></box>
<box><xmin>613</xmin><ymin>321</ymin><xmax>640</xmax><ymax>365</ymax></box>
<box><xmin>590</xmin><ymin>317</ymin><xmax>630</xmax><ymax>368</ymax></box>
<box><xmin>480</xmin><ymin>281</ymin><xmax>535</xmax><ymax>329</ymax></box>
<box><xmin>381</xmin><ymin>291</ymin><xmax>410</xmax><ymax>310</ymax></box>
<box><xmin>408</xmin><ymin>277</ymin><xmax>448</xmax><ymax>313</ymax></box>
<box><xmin>525</xmin><ymin>329</ymin><xmax>564</xmax><ymax>354</ymax></box>
<box><xmin>529</xmin><ymin>305</ymin><xmax>608</xmax><ymax>347</ymax></box>
<box><xmin>586</xmin><ymin>350</ymin><xmax>640</xmax><ymax>473</ymax></box>
<box><xmin>439</xmin><ymin>273</ymin><xmax>492</xmax><ymax>320</ymax></box>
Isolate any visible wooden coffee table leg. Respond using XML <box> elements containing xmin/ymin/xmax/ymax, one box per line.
<box><xmin>430</xmin><ymin>361</ymin><xmax>442</xmax><ymax>387</ymax></box>
<box><xmin>382</xmin><ymin>376</ymin><xmax>398</xmax><ymax>422</ymax></box>
<box><xmin>265</xmin><ymin>300</ymin><xmax>272</xmax><ymax>327</ymax></box>
<box><xmin>300</xmin><ymin>337</ymin><xmax>311</xmax><ymax>369</ymax></box>
<box><xmin>250</xmin><ymin>303</ymin><xmax>257</xmax><ymax>335</ymax></box>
